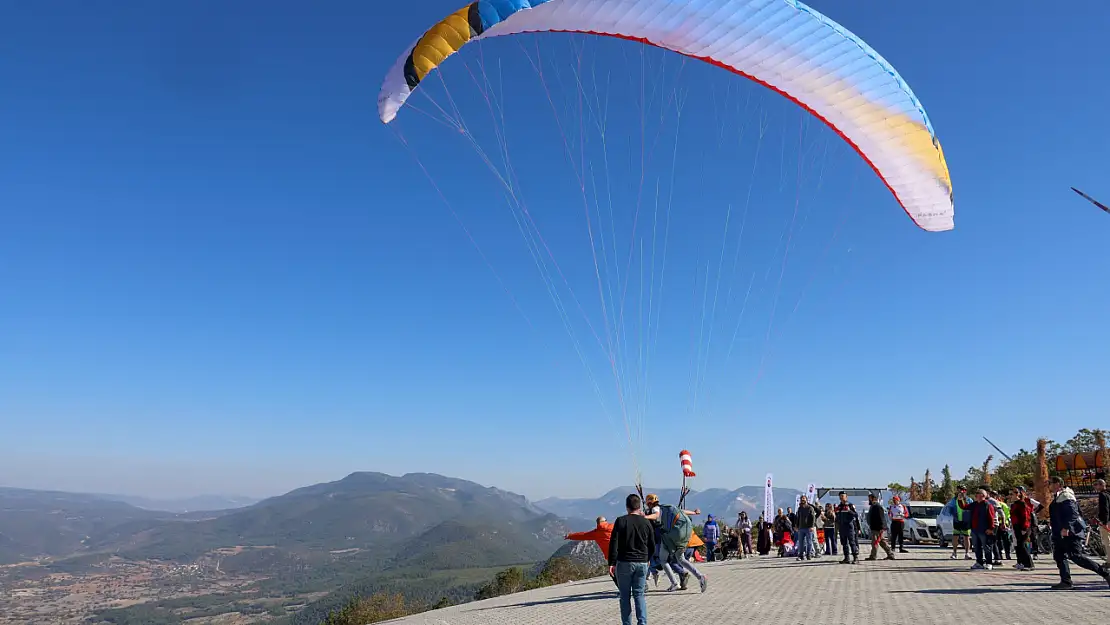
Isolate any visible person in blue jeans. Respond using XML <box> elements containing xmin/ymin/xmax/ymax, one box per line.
<box><xmin>959</xmin><ymin>489</ymin><xmax>997</xmax><ymax>570</ymax></box>
<box><xmin>609</xmin><ymin>493</ymin><xmax>655</xmax><ymax>625</ymax></box>
<box><xmin>794</xmin><ymin>496</ymin><xmax>817</xmax><ymax>560</ymax></box>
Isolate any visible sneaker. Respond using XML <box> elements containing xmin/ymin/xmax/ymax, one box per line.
<box><xmin>899</xmin><ymin>549</ymin><xmax>909</xmax><ymax>554</ymax></box>
<box><xmin>1050</xmin><ymin>582</ymin><xmax>1074</xmax><ymax>590</ymax></box>
<box><xmin>1015</xmin><ymin>564</ymin><xmax>1026</xmax><ymax>571</ymax></box>
<box><xmin>950</xmin><ymin>553</ymin><xmax>958</xmax><ymax>560</ymax></box>
<box><xmin>699</xmin><ymin>576</ymin><xmax>708</xmax><ymax>593</ymax></box>
<box><xmin>965</xmin><ymin>554</ymin><xmax>973</xmax><ymax>560</ymax></box>
<box><xmin>984</xmin><ymin>564</ymin><xmax>993</xmax><ymax>571</ymax></box>
<box><xmin>970</xmin><ymin>563</ymin><xmax>984</xmax><ymax>570</ymax></box>
<box><xmin>664</xmin><ymin>584</ymin><xmax>679</xmax><ymax>592</ymax></box>
<box><xmin>885</xmin><ymin>554</ymin><xmax>896</xmax><ymax>560</ymax></box>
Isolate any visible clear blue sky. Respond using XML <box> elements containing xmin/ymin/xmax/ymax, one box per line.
<box><xmin>2</xmin><ymin>1</ymin><xmax>1107</xmax><ymax>501</ymax></box>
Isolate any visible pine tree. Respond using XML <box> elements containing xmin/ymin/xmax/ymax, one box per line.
<box><xmin>940</xmin><ymin>465</ymin><xmax>955</xmax><ymax>502</ymax></box>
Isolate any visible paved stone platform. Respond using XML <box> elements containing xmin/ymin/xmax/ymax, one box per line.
<box><xmin>389</xmin><ymin>546</ymin><xmax>1110</xmax><ymax>624</ymax></box>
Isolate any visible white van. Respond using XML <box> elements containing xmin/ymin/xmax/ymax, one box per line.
<box><xmin>901</xmin><ymin>501</ymin><xmax>944</xmax><ymax>544</ymax></box>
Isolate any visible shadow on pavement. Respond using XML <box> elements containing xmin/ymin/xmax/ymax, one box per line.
<box><xmin>474</xmin><ymin>591</ymin><xmax>615</xmax><ymax>610</ymax></box>
<box><xmin>891</xmin><ymin>587</ymin><xmax>1040</xmax><ymax>595</ymax></box>
<box><xmin>894</xmin><ymin>584</ymin><xmax>1105</xmax><ymax>595</ymax></box>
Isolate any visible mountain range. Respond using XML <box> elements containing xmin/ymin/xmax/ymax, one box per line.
<box><xmin>1</xmin><ymin>475</ymin><xmax>807</xmax><ymax>624</ymax></box>
<box><xmin>536</xmin><ymin>485</ymin><xmax>804</xmax><ymax>522</ymax></box>
<box><xmin>96</xmin><ymin>493</ymin><xmax>261</xmax><ymax>513</ymax></box>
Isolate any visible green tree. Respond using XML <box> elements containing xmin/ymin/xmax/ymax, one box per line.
<box><xmin>322</xmin><ymin>593</ymin><xmax>410</xmax><ymax>625</ymax></box>
<box><xmin>431</xmin><ymin>597</ymin><xmax>454</xmax><ymax>610</ymax></box>
<box><xmin>938</xmin><ymin>465</ymin><xmax>955</xmax><ymax>503</ymax></box>
<box><xmin>992</xmin><ymin>449</ymin><xmax>1037</xmax><ymax>492</ymax></box>
<box><xmin>1061</xmin><ymin>428</ymin><xmax>1108</xmax><ymax>455</ymax></box>
<box><xmin>530</xmin><ymin>556</ymin><xmax>604</xmax><ymax>588</ymax></box>
<box><xmin>887</xmin><ymin>482</ymin><xmax>909</xmax><ymax>501</ymax></box>
<box><xmin>474</xmin><ymin>567</ymin><xmax>526</xmax><ymax>600</ymax></box>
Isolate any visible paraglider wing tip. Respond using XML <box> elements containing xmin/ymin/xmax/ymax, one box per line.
<box><xmin>912</xmin><ymin>212</ymin><xmax>954</xmax><ymax>233</ymax></box>
<box><xmin>377</xmin><ymin>85</ymin><xmax>408</xmax><ymax>124</ymax></box>
<box><xmin>378</xmin><ymin>40</ymin><xmax>421</xmax><ymax>125</ymax></box>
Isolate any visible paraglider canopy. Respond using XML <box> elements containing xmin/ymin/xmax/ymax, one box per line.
<box><xmin>379</xmin><ymin>0</ymin><xmax>955</xmax><ymax>232</ymax></box>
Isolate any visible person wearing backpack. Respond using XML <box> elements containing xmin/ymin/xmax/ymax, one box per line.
<box><xmin>649</xmin><ymin>502</ymin><xmax>708</xmax><ymax>592</ymax></box>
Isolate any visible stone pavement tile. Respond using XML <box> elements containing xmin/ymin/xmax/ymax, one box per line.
<box><xmin>390</xmin><ymin>547</ymin><xmax>1110</xmax><ymax>624</ymax></box>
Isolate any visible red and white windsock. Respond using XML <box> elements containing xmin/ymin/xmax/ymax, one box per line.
<box><xmin>679</xmin><ymin>450</ymin><xmax>696</xmax><ymax>478</ymax></box>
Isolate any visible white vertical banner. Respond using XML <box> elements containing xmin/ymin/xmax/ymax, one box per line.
<box><xmin>807</xmin><ymin>483</ymin><xmax>818</xmax><ymax>504</ymax></box>
<box><xmin>763</xmin><ymin>473</ymin><xmax>774</xmax><ymax>523</ymax></box>
<box><xmin>795</xmin><ymin>494</ymin><xmax>801</xmax><ymax>510</ymax></box>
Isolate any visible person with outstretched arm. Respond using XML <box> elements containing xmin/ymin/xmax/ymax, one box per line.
<box><xmin>645</xmin><ymin>501</ymin><xmax>705</xmax><ymax>591</ymax></box>
<box><xmin>609</xmin><ymin>493</ymin><xmax>655</xmax><ymax>625</ymax></box>
<box><xmin>566</xmin><ymin>516</ymin><xmax>616</xmax><ymax>587</ymax></box>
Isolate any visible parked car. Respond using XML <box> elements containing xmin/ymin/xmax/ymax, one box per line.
<box><xmin>937</xmin><ymin>504</ymin><xmax>955</xmax><ymax>548</ymax></box>
<box><xmin>901</xmin><ymin>501</ymin><xmax>943</xmax><ymax>544</ymax></box>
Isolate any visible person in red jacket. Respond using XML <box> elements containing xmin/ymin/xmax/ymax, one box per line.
<box><xmin>959</xmin><ymin>489</ymin><xmax>997</xmax><ymax>570</ymax></box>
<box><xmin>1009</xmin><ymin>489</ymin><xmax>1035</xmax><ymax>571</ymax></box>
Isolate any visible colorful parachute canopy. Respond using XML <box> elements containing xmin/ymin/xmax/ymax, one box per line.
<box><xmin>378</xmin><ymin>0</ymin><xmax>954</xmax><ymax>232</ymax></box>
<box><xmin>1072</xmin><ymin>187</ymin><xmax>1109</xmax><ymax>215</ymax></box>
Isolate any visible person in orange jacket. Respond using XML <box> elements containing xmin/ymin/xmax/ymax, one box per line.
<box><xmin>566</xmin><ymin>516</ymin><xmax>617</xmax><ymax>587</ymax></box>
<box><xmin>566</xmin><ymin>516</ymin><xmax>614</xmax><ymax>557</ymax></box>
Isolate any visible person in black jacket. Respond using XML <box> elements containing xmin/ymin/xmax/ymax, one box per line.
<box><xmin>1097</xmin><ymin>479</ymin><xmax>1109</xmax><ymax>567</ymax></box>
<box><xmin>794</xmin><ymin>496</ymin><xmax>817</xmax><ymax>561</ymax></box>
<box><xmin>608</xmin><ymin>493</ymin><xmax>655</xmax><ymax>625</ymax></box>
<box><xmin>866</xmin><ymin>493</ymin><xmax>895</xmax><ymax>561</ymax></box>
<box><xmin>833</xmin><ymin>492</ymin><xmax>859</xmax><ymax>564</ymax></box>
<box><xmin>1047</xmin><ymin>476</ymin><xmax>1109</xmax><ymax>590</ymax></box>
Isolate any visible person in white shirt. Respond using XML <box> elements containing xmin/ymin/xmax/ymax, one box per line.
<box><xmin>887</xmin><ymin>496</ymin><xmax>910</xmax><ymax>554</ymax></box>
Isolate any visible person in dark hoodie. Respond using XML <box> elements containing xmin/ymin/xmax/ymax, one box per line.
<box><xmin>866</xmin><ymin>493</ymin><xmax>895</xmax><ymax>561</ymax></box>
<box><xmin>1047</xmin><ymin>476</ymin><xmax>1110</xmax><ymax>590</ymax></box>
<box><xmin>794</xmin><ymin>496</ymin><xmax>817</xmax><ymax>561</ymax></box>
<box><xmin>834</xmin><ymin>492</ymin><xmax>859</xmax><ymax>564</ymax></box>
<box><xmin>958</xmin><ymin>488</ymin><xmax>997</xmax><ymax>570</ymax></box>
